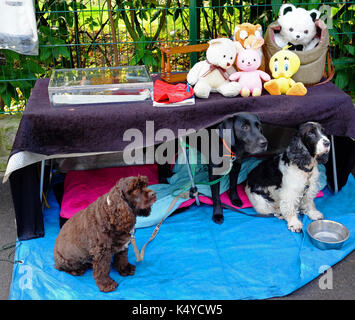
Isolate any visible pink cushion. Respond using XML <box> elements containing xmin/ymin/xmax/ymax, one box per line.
<box><xmin>178</xmin><ymin>185</ymin><xmax>324</xmax><ymax>210</ymax></box>
<box><xmin>60</xmin><ymin>164</ymin><xmax>324</xmax><ymax>219</ymax></box>
<box><xmin>60</xmin><ymin>165</ymin><xmax>159</xmax><ymax>219</ymax></box>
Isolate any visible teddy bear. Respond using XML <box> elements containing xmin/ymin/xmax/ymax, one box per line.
<box><xmin>234</xmin><ymin>23</ymin><xmax>265</xmax><ymax>71</ymax></box>
<box><xmin>229</xmin><ymin>36</ymin><xmax>270</xmax><ymax>97</ymax></box>
<box><xmin>274</xmin><ymin>3</ymin><xmax>321</xmax><ymax>51</ymax></box>
<box><xmin>187</xmin><ymin>38</ymin><xmax>241</xmax><ymax>99</ymax></box>
<box><xmin>263</xmin><ymin>47</ymin><xmax>307</xmax><ymax>96</ymax></box>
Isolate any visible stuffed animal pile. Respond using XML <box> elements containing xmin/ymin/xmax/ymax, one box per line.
<box><xmin>186</xmin><ymin>3</ymin><xmax>323</xmax><ymax>98</ymax></box>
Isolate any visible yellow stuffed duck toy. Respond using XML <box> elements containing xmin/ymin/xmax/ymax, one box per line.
<box><xmin>264</xmin><ymin>46</ymin><xmax>307</xmax><ymax>96</ymax></box>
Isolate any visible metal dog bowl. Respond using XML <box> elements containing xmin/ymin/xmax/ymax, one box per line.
<box><xmin>307</xmin><ymin>220</ymin><xmax>350</xmax><ymax>250</ymax></box>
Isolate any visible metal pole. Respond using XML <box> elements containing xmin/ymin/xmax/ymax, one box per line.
<box><xmin>189</xmin><ymin>0</ymin><xmax>198</xmax><ymax>67</ymax></box>
<box><xmin>72</xmin><ymin>0</ymin><xmax>81</xmax><ymax>68</ymax></box>
<box><xmin>40</xmin><ymin>160</ymin><xmax>45</xmax><ymax>202</ymax></box>
<box><xmin>331</xmin><ymin>135</ymin><xmax>338</xmax><ymax>194</ymax></box>
<box><xmin>179</xmin><ymin>137</ymin><xmax>200</xmax><ymax>206</ymax></box>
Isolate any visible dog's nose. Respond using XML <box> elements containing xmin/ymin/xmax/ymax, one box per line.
<box><xmin>296</xmin><ymin>35</ymin><xmax>300</xmax><ymax>39</ymax></box>
<box><xmin>227</xmin><ymin>62</ymin><xmax>231</xmax><ymax>67</ymax></box>
<box><xmin>323</xmin><ymin>139</ymin><xmax>330</xmax><ymax>148</ymax></box>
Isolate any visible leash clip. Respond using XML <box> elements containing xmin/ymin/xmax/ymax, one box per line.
<box><xmin>189</xmin><ymin>186</ymin><xmax>198</xmax><ymax>199</ymax></box>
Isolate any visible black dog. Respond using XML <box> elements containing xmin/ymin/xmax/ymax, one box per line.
<box><xmin>209</xmin><ymin>112</ymin><xmax>268</xmax><ymax>224</ymax></box>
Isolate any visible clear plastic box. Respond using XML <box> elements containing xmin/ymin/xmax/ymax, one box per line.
<box><xmin>48</xmin><ymin>66</ymin><xmax>153</xmax><ymax>107</ymax></box>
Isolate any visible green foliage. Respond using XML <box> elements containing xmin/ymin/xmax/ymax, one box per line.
<box><xmin>0</xmin><ymin>0</ymin><xmax>354</xmax><ymax>112</ymax></box>
<box><xmin>328</xmin><ymin>4</ymin><xmax>355</xmax><ymax>94</ymax></box>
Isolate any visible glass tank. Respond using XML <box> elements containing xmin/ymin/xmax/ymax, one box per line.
<box><xmin>48</xmin><ymin>66</ymin><xmax>153</xmax><ymax>107</ymax></box>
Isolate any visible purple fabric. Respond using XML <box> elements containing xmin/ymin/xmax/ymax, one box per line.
<box><xmin>11</xmin><ymin>76</ymin><xmax>355</xmax><ymax>156</ymax></box>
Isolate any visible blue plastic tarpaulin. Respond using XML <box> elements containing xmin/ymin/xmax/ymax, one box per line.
<box><xmin>9</xmin><ymin>175</ymin><xmax>355</xmax><ymax>300</ymax></box>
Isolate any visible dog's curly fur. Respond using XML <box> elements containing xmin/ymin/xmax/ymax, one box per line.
<box><xmin>54</xmin><ymin>175</ymin><xmax>156</xmax><ymax>292</ymax></box>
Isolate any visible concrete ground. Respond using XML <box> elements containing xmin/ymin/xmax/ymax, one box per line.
<box><xmin>0</xmin><ymin>174</ymin><xmax>354</xmax><ymax>300</ymax></box>
<box><xmin>0</xmin><ymin>176</ymin><xmax>16</xmax><ymax>300</ymax></box>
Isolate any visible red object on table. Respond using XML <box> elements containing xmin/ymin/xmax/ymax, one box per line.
<box><xmin>153</xmin><ymin>79</ymin><xmax>194</xmax><ymax>103</ymax></box>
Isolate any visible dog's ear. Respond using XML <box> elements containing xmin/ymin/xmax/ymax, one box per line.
<box><xmin>125</xmin><ymin>176</ymin><xmax>142</xmax><ymax>195</ymax></box>
<box><xmin>217</xmin><ymin>117</ymin><xmax>235</xmax><ymax>147</ymax></box>
<box><xmin>137</xmin><ymin>175</ymin><xmax>149</xmax><ymax>188</ymax></box>
<box><xmin>286</xmin><ymin>134</ymin><xmax>312</xmax><ymax>169</ymax></box>
<box><xmin>115</xmin><ymin>176</ymin><xmax>136</xmax><ymax>198</ymax></box>
<box><xmin>317</xmin><ymin>152</ymin><xmax>329</xmax><ymax>165</ymax></box>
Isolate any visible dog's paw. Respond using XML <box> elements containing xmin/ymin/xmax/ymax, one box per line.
<box><xmin>287</xmin><ymin>216</ymin><xmax>303</xmax><ymax>233</ymax></box>
<box><xmin>97</xmin><ymin>277</ymin><xmax>118</xmax><ymax>292</ymax></box>
<box><xmin>212</xmin><ymin>213</ymin><xmax>224</xmax><ymax>225</ymax></box>
<box><xmin>118</xmin><ymin>262</ymin><xmax>136</xmax><ymax>277</ymax></box>
<box><xmin>67</xmin><ymin>268</ymin><xmax>86</xmax><ymax>276</ymax></box>
<box><xmin>231</xmin><ymin>198</ymin><xmax>243</xmax><ymax>208</ymax></box>
<box><xmin>274</xmin><ymin>213</ymin><xmax>284</xmax><ymax>220</ymax></box>
<box><xmin>308</xmin><ymin>210</ymin><xmax>324</xmax><ymax>221</ymax></box>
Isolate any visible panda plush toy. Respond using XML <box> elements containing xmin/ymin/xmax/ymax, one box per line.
<box><xmin>274</xmin><ymin>3</ymin><xmax>321</xmax><ymax>52</ymax></box>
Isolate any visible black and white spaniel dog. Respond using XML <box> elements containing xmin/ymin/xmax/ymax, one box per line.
<box><xmin>245</xmin><ymin>122</ymin><xmax>330</xmax><ymax>232</ymax></box>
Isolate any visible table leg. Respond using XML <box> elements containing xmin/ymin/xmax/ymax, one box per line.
<box><xmin>331</xmin><ymin>135</ymin><xmax>338</xmax><ymax>194</ymax></box>
<box><xmin>40</xmin><ymin>160</ymin><xmax>45</xmax><ymax>202</ymax></box>
<box><xmin>179</xmin><ymin>137</ymin><xmax>200</xmax><ymax>206</ymax></box>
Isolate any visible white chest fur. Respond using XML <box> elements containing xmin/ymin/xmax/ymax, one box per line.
<box><xmin>279</xmin><ymin>159</ymin><xmax>320</xmax><ymax>200</ymax></box>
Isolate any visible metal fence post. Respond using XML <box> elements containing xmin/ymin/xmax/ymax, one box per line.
<box><xmin>72</xmin><ymin>0</ymin><xmax>81</xmax><ymax>68</ymax></box>
<box><xmin>189</xmin><ymin>0</ymin><xmax>198</xmax><ymax>67</ymax></box>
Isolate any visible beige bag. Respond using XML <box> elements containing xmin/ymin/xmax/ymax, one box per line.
<box><xmin>263</xmin><ymin>19</ymin><xmax>333</xmax><ymax>86</ymax></box>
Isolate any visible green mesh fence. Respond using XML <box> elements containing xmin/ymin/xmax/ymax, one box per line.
<box><xmin>0</xmin><ymin>0</ymin><xmax>354</xmax><ymax>113</ymax></box>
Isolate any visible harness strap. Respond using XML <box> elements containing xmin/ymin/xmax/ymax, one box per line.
<box><xmin>130</xmin><ymin>191</ymin><xmax>191</xmax><ymax>262</ymax></box>
<box><xmin>130</xmin><ymin>142</ymin><xmax>272</xmax><ymax>262</ymax></box>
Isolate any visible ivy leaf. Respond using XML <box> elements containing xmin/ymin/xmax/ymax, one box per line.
<box><xmin>142</xmin><ymin>52</ymin><xmax>156</xmax><ymax>67</ymax></box>
<box><xmin>344</xmin><ymin>45</ymin><xmax>355</xmax><ymax>56</ymax></box>
<box><xmin>40</xmin><ymin>48</ymin><xmax>52</xmax><ymax>62</ymax></box>
<box><xmin>335</xmin><ymin>70</ymin><xmax>351</xmax><ymax>90</ymax></box>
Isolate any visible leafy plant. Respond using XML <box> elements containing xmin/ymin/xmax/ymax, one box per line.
<box><xmin>329</xmin><ymin>4</ymin><xmax>355</xmax><ymax>93</ymax></box>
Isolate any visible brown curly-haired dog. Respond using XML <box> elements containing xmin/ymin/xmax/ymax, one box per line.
<box><xmin>54</xmin><ymin>175</ymin><xmax>156</xmax><ymax>292</ymax></box>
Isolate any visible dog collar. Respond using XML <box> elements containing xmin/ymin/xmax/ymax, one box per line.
<box><xmin>222</xmin><ymin>138</ymin><xmax>237</xmax><ymax>162</ymax></box>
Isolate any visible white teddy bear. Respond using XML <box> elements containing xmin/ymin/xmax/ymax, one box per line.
<box><xmin>274</xmin><ymin>3</ymin><xmax>321</xmax><ymax>51</ymax></box>
<box><xmin>187</xmin><ymin>38</ymin><xmax>241</xmax><ymax>98</ymax></box>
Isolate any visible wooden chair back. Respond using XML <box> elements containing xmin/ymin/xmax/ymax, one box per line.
<box><xmin>160</xmin><ymin>43</ymin><xmax>209</xmax><ymax>83</ymax></box>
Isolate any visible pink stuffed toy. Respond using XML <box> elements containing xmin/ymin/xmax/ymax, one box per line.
<box><xmin>229</xmin><ymin>36</ymin><xmax>271</xmax><ymax>97</ymax></box>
